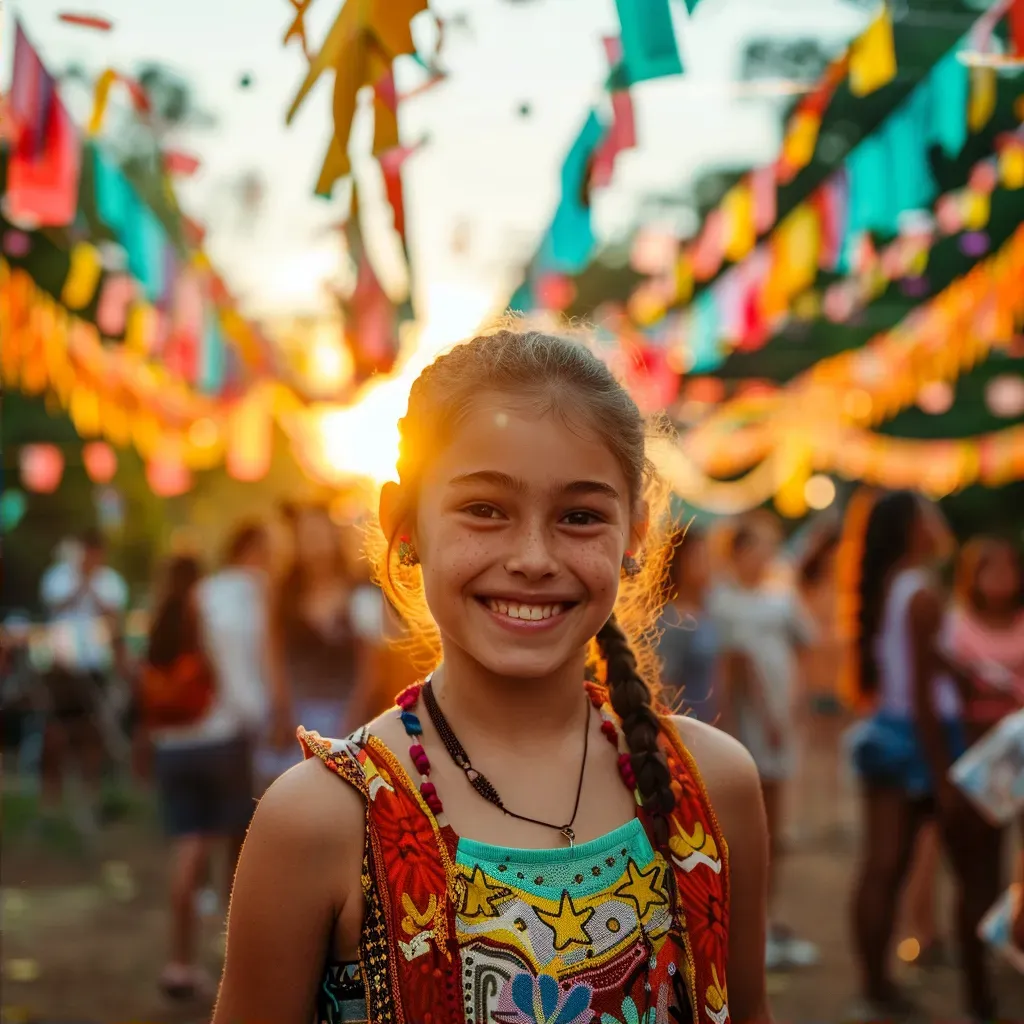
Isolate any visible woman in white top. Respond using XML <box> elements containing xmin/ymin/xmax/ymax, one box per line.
<box><xmin>844</xmin><ymin>491</ymin><xmax>981</xmax><ymax>1017</ymax></box>
<box><xmin>149</xmin><ymin>523</ymin><xmax>277</xmax><ymax>1001</ymax></box>
<box><xmin>710</xmin><ymin>514</ymin><xmax>818</xmax><ymax>971</ymax></box>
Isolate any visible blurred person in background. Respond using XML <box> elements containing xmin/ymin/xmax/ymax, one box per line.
<box><xmin>709</xmin><ymin>513</ymin><xmax>819</xmax><ymax>971</ymax></box>
<box><xmin>257</xmin><ymin>504</ymin><xmax>365</xmax><ymax>782</ymax></box>
<box><xmin>937</xmin><ymin>537</ymin><xmax>1024</xmax><ymax>1005</ymax></box>
<box><xmin>39</xmin><ymin>528</ymin><xmax>128</xmax><ymax>829</ymax></box>
<box><xmin>147</xmin><ymin>523</ymin><xmax>274</xmax><ymax>1001</ymax></box>
<box><xmin>842</xmin><ymin>491</ymin><xmax>983</xmax><ymax>1018</ymax></box>
<box><xmin>656</xmin><ymin>525</ymin><xmax>725</xmax><ymax>724</ymax></box>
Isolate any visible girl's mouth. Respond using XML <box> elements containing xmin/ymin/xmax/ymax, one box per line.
<box><xmin>475</xmin><ymin>596</ymin><xmax>576</xmax><ymax>627</ymax></box>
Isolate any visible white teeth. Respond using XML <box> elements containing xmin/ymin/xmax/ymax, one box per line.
<box><xmin>486</xmin><ymin>600</ymin><xmax>565</xmax><ymax>621</ymax></box>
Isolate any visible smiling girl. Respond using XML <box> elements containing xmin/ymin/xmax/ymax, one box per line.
<box><xmin>213</xmin><ymin>329</ymin><xmax>769</xmax><ymax>1024</ymax></box>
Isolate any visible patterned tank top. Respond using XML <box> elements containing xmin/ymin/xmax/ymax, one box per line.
<box><xmin>300</xmin><ymin>683</ymin><xmax>730</xmax><ymax>1024</ymax></box>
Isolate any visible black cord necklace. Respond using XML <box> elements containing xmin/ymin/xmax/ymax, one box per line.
<box><xmin>421</xmin><ymin>678</ymin><xmax>590</xmax><ymax>847</ymax></box>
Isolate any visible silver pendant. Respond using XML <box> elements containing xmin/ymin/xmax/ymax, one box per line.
<box><xmin>561</xmin><ymin>826</ymin><xmax>575</xmax><ymax>847</ymax></box>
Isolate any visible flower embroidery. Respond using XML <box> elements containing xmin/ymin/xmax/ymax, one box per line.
<box><xmin>600</xmin><ymin>995</ymin><xmax>657</xmax><ymax>1024</ymax></box>
<box><xmin>680</xmin><ymin>861</ymin><xmax>727</xmax><ymax>964</ymax></box>
<box><xmin>495</xmin><ymin>972</ymin><xmax>594</xmax><ymax>1024</ymax></box>
<box><xmin>371</xmin><ymin>784</ymin><xmax>446</xmax><ymax>900</ymax></box>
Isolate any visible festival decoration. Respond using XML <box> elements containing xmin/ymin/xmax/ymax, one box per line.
<box><xmin>19</xmin><ymin>444</ymin><xmax>65</xmax><ymax>494</ymax></box>
<box><xmin>82</xmin><ymin>441</ymin><xmax>118</xmax><ymax>484</ymax></box>
<box><xmin>849</xmin><ymin>5</ymin><xmax>898</xmax><ymax>98</ymax></box>
<box><xmin>0</xmin><ymin>489</ymin><xmax>29</xmax><ymax>533</ymax></box>
<box><xmin>283</xmin><ymin>0</ymin><xmax>429</xmax><ymax>196</ymax></box>
<box><xmin>6</xmin><ymin>23</ymin><xmax>81</xmax><ymax>227</ymax></box>
<box><xmin>654</xmin><ymin>224</ymin><xmax>1024</xmax><ymax>511</ymax></box>
<box><xmin>57</xmin><ymin>12</ymin><xmax>113</xmax><ymax>30</ymax></box>
<box><xmin>613</xmin><ymin>0</ymin><xmax>682</xmax><ymax>85</ymax></box>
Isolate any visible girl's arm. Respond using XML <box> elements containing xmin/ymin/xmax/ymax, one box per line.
<box><xmin>674</xmin><ymin>717</ymin><xmax>771</xmax><ymax>1023</ymax></box>
<box><xmin>213</xmin><ymin>758</ymin><xmax>364</xmax><ymax>1024</ymax></box>
<box><xmin>908</xmin><ymin>585</ymin><xmax>958</xmax><ymax>811</ymax></box>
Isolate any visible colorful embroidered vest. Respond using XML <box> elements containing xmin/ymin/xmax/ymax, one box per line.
<box><xmin>299</xmin><ymin>684</ymin><xmax>730</xmax><ymax>1024</ymax></box>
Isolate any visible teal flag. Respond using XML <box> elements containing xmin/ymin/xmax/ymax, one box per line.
<box><xmin>616</xmin><ymin>0</ymin><xmax>683</xmax><ymax>84</ymax></box>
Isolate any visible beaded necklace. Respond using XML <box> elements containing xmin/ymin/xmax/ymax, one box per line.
<box><xmin>421</xmin><ymin>678</ymin><xmax>590</xmax><ymax>846</ymax></box>
<box><xmin>395</xmin><ymin>679</ymin><xmax>640</xmax><ymax>823</ymax></box>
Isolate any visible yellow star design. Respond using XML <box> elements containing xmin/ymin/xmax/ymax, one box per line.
<box><xmin>614</xmin><ymin>858</ymin><xmax>668</xmax><ymax>918</ymax></box>
<box><xmin>536</xmin><ymin>890</ymin><xmax>594</xmax><ymax>951</ymax></box>
<box><xmin>460</xmin><ymin>865</ymin><xmax>507</xmax><ymax>919</ymax></box>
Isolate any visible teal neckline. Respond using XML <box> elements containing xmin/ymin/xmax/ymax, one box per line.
<box><xmin>455</xmin><ymin>815</ymin><xmax>647</xmax><ymax>866</ymax></box>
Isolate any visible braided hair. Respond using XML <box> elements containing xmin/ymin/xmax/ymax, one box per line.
<box><xmin>368</xmin><ymin>323</ymin><xmax>679</xmax><ymax>829</ymax></box>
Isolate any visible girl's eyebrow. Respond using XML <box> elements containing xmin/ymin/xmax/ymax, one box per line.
<box><xmin>449</xmin><ymin>470</ymin><xmax>620</xmax><ymax>501</ymax></box>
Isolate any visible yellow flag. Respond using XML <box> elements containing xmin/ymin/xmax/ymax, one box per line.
<box><xmin>968</xmin><ymin>67</ymin><xmax>996</xmax><ymax>132</ymax></box>
<box><xmin>781</xmin><ymin>111</ymin><xmax>821</xmax><ymax>174</ymax></box>
<box><xmin>61</xmin><ymin>243</ymin><xmax>103</xmax><ymax>310</ymax></box>
<box><xmin>722</xmin><ymin>183</ymin><xmax>756</xmax><ymax>262</ymax></box>
<box><xmin>849</xmin><ymin>6</ymin><xmax>897</xmax><ymax>97</ymax></box>
<box><xmin>125</xmin><ymin>303</ymin><xmax>155</xmax><ymax>354</ymax></box>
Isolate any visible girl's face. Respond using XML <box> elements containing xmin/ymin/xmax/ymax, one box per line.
<box><xmin>412</xmin><ymin>393</ymin><xmax>637</xmax><ymax>682</ymax></box>
<box><xmin>977</xmin><ymin>545</ymin><xmax>1021</xmax><ymax>612</ymax></box>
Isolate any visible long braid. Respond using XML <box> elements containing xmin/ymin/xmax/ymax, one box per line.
<box><xmin>598</xmin><ymin>615</ymin><xmax>676</xmax><ymax>845</ymax></box>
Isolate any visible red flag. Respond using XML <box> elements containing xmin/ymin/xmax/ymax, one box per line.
<box><xmin>379</xmin><ymin>142</ymin><xmax>422</xmax><ymax>242</ymax></box>
<box><xmin>592</xmin><ymin>36</ymin><xmax>636</xmax><ymax>189</ymax></box>
<box><xmin>1011</xmin><ymin>0</ymin><xmax>1024</xmax><ymax>56</ymax></box>
<box><xmin>163</xmin><ymin>150</ymin><xmax>201</xmax><ymax>176</ymax></box>
<box><xmin>6</xmin><ymin>25</ymin><xmax>80</xmax><ymax>226</ymax></box>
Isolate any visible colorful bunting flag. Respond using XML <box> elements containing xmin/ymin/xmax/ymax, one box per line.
<box><xmin>615</xmin><ymin>0</ymin><xmax>683</xmax><ymax>85</ymax></box>
<box><xmin>849</xmin><ymin>5</ymin><xmax>897</xmax><ymax>98</ymax></box>
<box><xmin>6</xmin><ymin>24</ymin><xmax>81</xmax><ymax>227</ymax></box>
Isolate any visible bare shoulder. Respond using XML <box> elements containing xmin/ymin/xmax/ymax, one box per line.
<box><xmin>249</xmin><ymin>754</ymin><xmax>365</xmax><ymax>863</ymax></box>
<box><xmin>668</xmin><ymin>716</ymin><xmax>763</xmax><ymax>836</ymax></box>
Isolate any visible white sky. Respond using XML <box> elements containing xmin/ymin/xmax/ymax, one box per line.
<box><xmin>3</xmin><ymin>0</ymin><xmax>868</xmax><ymax>326</ymax></box>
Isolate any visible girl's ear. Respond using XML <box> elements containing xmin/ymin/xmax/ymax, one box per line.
<box><xmin>379</xmin><ymin>481</ymin><xmax>409</xmax><ymax>542</ymax></box>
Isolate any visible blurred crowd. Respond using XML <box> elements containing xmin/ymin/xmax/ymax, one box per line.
<box><xmin>1</xmin><ymin>497</ymin><xmax>1022</xmax><ymax>1010</ymax></box>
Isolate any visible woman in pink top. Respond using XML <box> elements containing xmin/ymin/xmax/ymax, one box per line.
<box><xmin>944</xmin><ymin>536</ymin><xmax>1024</xmax><ymax>1014</ymax></box>
<box><xmin>947</xmin><ymin>537</ymin><xmax>1024</xmax><ymax>740</ymax></box>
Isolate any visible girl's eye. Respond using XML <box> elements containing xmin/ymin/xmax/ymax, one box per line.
<box><xmin>464</xmin><ymin>503</ymin><xmax>504</xmax><ymax>520</ymax></box>
<box><xmin>562</xmin><ymin>510</ymin><xmax>604</xmax><ymax>527</ymax></box>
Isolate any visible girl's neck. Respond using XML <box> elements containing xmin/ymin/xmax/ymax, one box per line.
<box><xmin>432</xmin><ymin>648</ymin><xmax>588</xmax><ymax>744</ymax></box>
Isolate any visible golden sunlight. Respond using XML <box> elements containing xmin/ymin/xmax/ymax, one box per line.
<box><xmin>302</xmin><ymin>281</ymin><xmax>496</xmax><ymax>487</ymax></box>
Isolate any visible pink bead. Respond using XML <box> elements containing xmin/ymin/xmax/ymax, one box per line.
<box><xmin>409</xmin><ymin>743</ymin><xmax>425</xmax><ymax>760</ymax></box>
<box><xmin>600</xmin><ymin>720</ymin><xmax>618</xmax><ymax>743</ymax></box>
<box><xmin>618</xmin><ymin>753</ymin><xmax>637</xmax><ymax>788</ymax></box>
<box><xmin>420</xmin><ymin>781</ymin><xmax>437</xmax><ymax>798</ymax></box>
<box><xmin>425</xmin><ymin>793</ymin><xmax>444</xmax><ymax>814</ymax></box>
<box><xmin>396</xmin><ymin>685</ymin><xmax>420</xmax><ymax>710</ymax></box>
<box><xmin>413</xmin><ymin>752</ymin><xmax>431</xmax><ymax>774</ymax></box>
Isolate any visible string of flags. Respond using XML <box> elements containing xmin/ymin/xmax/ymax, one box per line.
<box><xmin>654</xmin><ymin>223</ymin><xmax>1024</xmax><ymax>513</ymax></box>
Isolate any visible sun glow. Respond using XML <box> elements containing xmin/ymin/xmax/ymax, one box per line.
<box><xmin>294</xmin><ymin>281</ymin><xmax>496</xmax><ymax>488</ymax></box>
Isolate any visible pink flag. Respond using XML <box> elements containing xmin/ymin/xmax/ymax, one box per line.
<box><xmin>750</xmin><ymin>165</ymin><xmax>777</xmax><ymax>234</ymax></box>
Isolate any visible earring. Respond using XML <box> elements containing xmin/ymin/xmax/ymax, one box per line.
<box><xmin>397</xmin><ymin>535</ymin><xmax>419</xmax><ymax>568</ymax></box>
<box><xmin>622</xmin><ymin>551</ymin><xmax>642</xmax><ymax>578</ymax></box>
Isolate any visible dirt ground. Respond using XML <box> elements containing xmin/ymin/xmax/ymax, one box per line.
<box><xmin>3</xmin><ymin>712</ymin><xmax>1024</xmax><ymax>1024</ymax></box>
